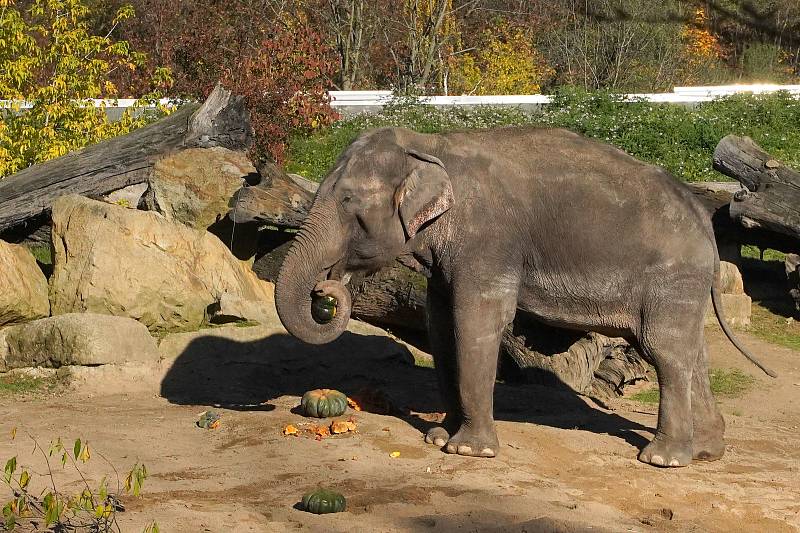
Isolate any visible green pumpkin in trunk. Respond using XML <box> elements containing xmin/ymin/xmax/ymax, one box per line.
<box><xmin>301</xmin><ymin>388</ymin><xmax>348</xmax><ymax>418</ymax></box>
<box><xmin>311</xmin><ymin>295</ymin><xmax>338</xmax><ymax>324</ymax></box>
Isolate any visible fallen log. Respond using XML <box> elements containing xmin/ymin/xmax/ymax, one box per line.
<box><xmin>713</xmin><ymin>135</ymin><xmax>800</xmax><ymax>246</ymax></box>
<box><xmin>686</xmin><ymin>182</ymin><xmax>799</xmax><ymax>261</ymax></box>
<box><xmin>0</xmin><ymin>84</ymin><xmax>252</xmax><ymax>234</ymax></box>
<box><xmin>501</xmin><ymin>316</ymin><xmax>647</xmax><ymax>402</ymax></box>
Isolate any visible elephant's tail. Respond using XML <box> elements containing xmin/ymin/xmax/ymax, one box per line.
<box><xmin>711</xmin><ymin>278</ymin><xmax>777</xmax><ymax>378</ymax></box>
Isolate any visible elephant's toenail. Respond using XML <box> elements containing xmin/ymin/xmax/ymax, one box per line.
<box><xmin>446</xmin><ymin>443</ymin><xmax>457</xmax><ymax>454</ymax></box>
<box><xmin>480</xmin><ymin>448</ymin><xmax>495</xmax><ymax>457</ymax></box>
<box><xmin>651</xmin><ymin>455</ymin><xmax>665</xmax><ymax>466</ymax></box>
<box><xmin>669</xmin><ymin>458</ymin><xmax>681</xmax><ymax>467</ymax></box>
<box><xmin>434</xmin><ymin>438</ymin><xmax>446</xmax><ymax>447</ymax></box>
<box><xmin>457</xmin><ymin>445</ymin><xmax>473</xmax><ymax>455</ymax></box>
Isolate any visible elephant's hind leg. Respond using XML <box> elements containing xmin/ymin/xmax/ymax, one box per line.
<box><xmin>691</xmin><ymin>345</ymin><xmax>726</xmax><ymax>461</ymax></box>
<box><xmin>637</xmin><ymin>288</ymin><xmax>706</xmax><ymax>467</ymax></box>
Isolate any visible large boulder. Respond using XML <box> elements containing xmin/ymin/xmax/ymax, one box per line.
<box><xmin>143</xmin><ymin>147</ymin><xmax>256</xmax><ymax>230</ymax></box>
<box><xmin>0</xmin><ymin>314</ymin><xmax>160</xmax><ymax>370</ymax></box>
<box><xmin>49</xmin><ymin>195</ymin><xmax>273</xmax><ymax>333</ymax></box>
<box><xmin>0</xmin><ymin>240</ymin><xmax>49</xmax><ymax>326</ymax></box>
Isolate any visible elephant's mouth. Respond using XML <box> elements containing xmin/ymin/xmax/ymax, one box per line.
<box><xmin>323</xmin><ymin>258</ymin><xmax>352</xmax><ymax>286</ymax></box>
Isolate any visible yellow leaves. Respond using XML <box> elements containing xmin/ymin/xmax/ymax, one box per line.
<box><xmin>448</xmin><ymin>26</ymin><xmax>554</xmax><ymax>96</ymax></box>
<box><xmin>94</xmin><ymin>503</ymin><xmax>113</xmax><ymax>519</ymax></box>
<box><xmin>389</xmin><ymin>451</ymin><xmax>401</xmax><ymax>458</ymax></box>
<box><xmin>0</xmin><ymin>0</ymin><xmax>169</xmax><ymax>177</ymax></box>
<box><xmin>18</xmin><ymin>470</ymin><xmax>30</xmax><ymax>490</ymax></box>
<box><xmin>282</xmin><ymin>424</ymin><xmax>298</xmax><ymax>436</ymax></box>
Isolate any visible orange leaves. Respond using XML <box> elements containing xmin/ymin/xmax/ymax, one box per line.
<box><xmin>681</xmin><ymin>7</ymin><xmax>723</xmax><ymax>64</ymax></box>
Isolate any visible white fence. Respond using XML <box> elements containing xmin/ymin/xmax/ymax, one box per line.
<box><xmin>3</xmin><ymin>85</ymin><xmax>800</xmax><ymax>119</ymax></box>
<box><xmin>328</xmin><ymin>84</ymin><xmax>800</xmax><ymax>115</ymax></box>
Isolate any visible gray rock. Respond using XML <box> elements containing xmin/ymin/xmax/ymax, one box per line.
<box><xmin>49</xmin><ymin>195</ymin><xmax>273</xmax><ymax>333</ymax></box>
<box><xmin>1</xmin><ymin>314</ymin><xmax>160</xmax><ymax>369</ymax></box>
<box><xmin>103</xmin><ymin>183</ymin><xmax>148</xmax><ymax>208</ymax></box>
<box><xmin>0</xmin><ymin>240</ymin><xmax>50</xmax><ymax>326</ymax></box>
<box><xmin>207</xmin><ymin>293</ymin><xmax>274</xmax><ymax>325</ymax></box>
<box><xmin>143</xmin><ymin>147</ymin><xmax>256</xmax><ymax>229</ymax></box>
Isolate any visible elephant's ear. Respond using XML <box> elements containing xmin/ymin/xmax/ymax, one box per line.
<box><xmin>394</xmin><ymin>150</ymin><xmax>454</xmax><ymax>238</ymax></box>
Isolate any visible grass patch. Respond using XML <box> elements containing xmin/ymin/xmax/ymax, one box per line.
<box><xmin>709</xmin><ymin>368</ymin><xmax>755</xmax><ymax>396</ymax></box>
<box><xmin>26</xmin><ymin>244</ymin><xmax>53</xmax><ymax>266</ymax></box>
<box><xmin>748</xmin><ymin>302</ymin><xmax>800</xmax><ymax>351</ymax></box>
<box><xmin>0</xmin><ymin>374</ymin><xmax>49</xmax><ymax>396</ymax></box>
<box><xmin>741</xmin><ymin>245</ymin><xmax>786</xmax><ymax>263</ymax></box>
<box><xmin>629</xmin><ymin>387</ymin><xmax>660</xmax><ymax>404</ymax></box>
<box><xmin>629</xmin><ymin>368</ymin><xmax>756</xmax><ymax>404</ymax></box>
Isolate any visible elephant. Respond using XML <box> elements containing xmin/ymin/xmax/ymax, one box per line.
<box><xmin>274</xmin><ymin>126</ymin><xmax>775</xmax><ymax>467</ymax></box>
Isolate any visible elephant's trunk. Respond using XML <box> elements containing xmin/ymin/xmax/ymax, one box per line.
<box><xmin>275</xmin><ymin>196</ymin><xmax>352</xmax><ymax>344</ymax></box>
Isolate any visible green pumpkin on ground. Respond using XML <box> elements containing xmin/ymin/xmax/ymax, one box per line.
<box><xmin>311</xmin><ymin>294</ymin><xmax>338</xmax><ymax>324</ymax></box>
<box><xmin>302</xmin><ymin>488</ymin><xmax>346</xmax><ymax>514</ymax></box>
<box><xmin>301</xmin><ymin>388</ymin><xmax>348</xmax><ymax>418</ymax></box>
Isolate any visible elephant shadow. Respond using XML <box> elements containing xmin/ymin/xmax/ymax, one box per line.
<box><xmin>159</xmin><ymin>330</ymin><xmax>651</xmax><ymax>450</ymax></box>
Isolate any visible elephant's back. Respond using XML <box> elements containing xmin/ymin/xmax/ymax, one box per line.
<box><xmin>441</xmin><ymin>127</ymin><xmax>716</xmax><ymax>273</ymax></box>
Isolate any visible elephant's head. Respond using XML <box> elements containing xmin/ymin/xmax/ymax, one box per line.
<box><xmin>275</xmin><ymin>128</ymin><xmax>454</xmax><ymax>344</ymax></box>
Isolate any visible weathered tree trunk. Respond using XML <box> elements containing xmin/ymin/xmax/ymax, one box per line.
<box><xmin>713</xmin><ymin>135</ymin><xmax>800</xmax><ymax>245</ymax></box>
<box><xmin>228</xmin><ymin>163</ymin><xmax>315</xmax><ymax>229</ymax></box>
<box><xmin>349</xmin><ymin>266</ymin><xmax>428</xmax><ymax>331</ymax></box>
<box><xmin>686</xmin><ymin>182</ymin><xmax>800</xmax><ymax>261</ymax></box>
<box><xmin>0</xmin><ymin>84</ymin><xmax>251</xmax><ymax>234</ymax></box>
<box><xmin>500</xmin><ymin>316</ymin><xmax>647</xmax><ymax>402</ymax></box>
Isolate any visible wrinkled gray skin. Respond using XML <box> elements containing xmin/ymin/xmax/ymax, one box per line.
<box><xmin>275</xmin><ymin>126</ymin><xmax>764</xmax><ymax>467</ymax></box>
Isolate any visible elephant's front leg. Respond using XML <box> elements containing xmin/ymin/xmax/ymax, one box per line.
<box><xmin>424</xmin><ymin>283</ymin><xmax>461</xmax><ymax>448</ymax></box>
<box><xmin>443</xmin><ymin>286</ymin><xmax>518</xmax><ymax>458</ymax></box>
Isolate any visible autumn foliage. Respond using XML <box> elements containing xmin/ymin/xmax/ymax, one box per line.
<box><xmin>222</xmin><ymin>26</ymin><xmax>338</xmax><ymax>164</ymax></box>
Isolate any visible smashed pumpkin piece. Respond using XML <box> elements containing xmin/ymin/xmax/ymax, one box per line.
<box><xmin>330</xmin><ymin>418</ymin><xmax>358</xmax><ymax>435</ymax></box>
<box><xmin>330</xmin><ymin>420</ymin><xmax>350</xmax><ymax>435</ymax></box>
<box><xmin>283</xmin><ymin>424</ymin><xmax>299</xmax><ymax>436</ymax></box>
<box><xmin>346</xmin><ymin>397</ymin><xmax>361</xmax><ymax>411</ymax></box>
<box><xmin>313</xmin><ymin>424</ymin><xmax>331</xmax><ymax>440</ymax></box>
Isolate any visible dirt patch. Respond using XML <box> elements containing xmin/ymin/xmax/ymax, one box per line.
<box><xmin>0</xmin><ymin>325</ymin><xmax>797</xmax><ymax>532</ymax></box>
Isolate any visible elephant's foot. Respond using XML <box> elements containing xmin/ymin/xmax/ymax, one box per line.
<box><xmin>444</xmin><ymin>427</ymin><xmax>498</xmax><ymax>458</ymax></box>
<box><xmin>424</xmin><ymin>426</ymin><xmax>450</xmax><ymax>447</ymax></box>
<box><xmin>692</xmin><ymin>430</ymin><xmax>725</xmax><ymax>461</ymax></box>
<box><xmin>639</xmin><ymin>435</ymin><xmax>692</xmax><ymax>467</ymax></box>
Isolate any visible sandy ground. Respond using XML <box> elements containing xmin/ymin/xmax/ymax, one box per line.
<box><xmin>1</xmin><ymin>323</ymin><xmax>798</xmax><ymax>533</ymax></box>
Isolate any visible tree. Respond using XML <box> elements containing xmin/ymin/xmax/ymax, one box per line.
<box><xmin>448</xmin><ymin>25</ymin><xmax>555</xmax><ymax>95</ymax></box>
<box><xmin>108</xmin><ymin>0</ymin><xmax>338</xmax><ymax>163</ymax></box>
<box><xmin>0</xmin><ymin>0</ymin><xmax>171</xmax><ymax>177</ymax></box>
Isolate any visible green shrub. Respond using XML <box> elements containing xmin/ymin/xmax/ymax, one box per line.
<box><xmin>286</xmin><ymin>89</ymin><xmax>800</xmax><ymax>183</ymax></box>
